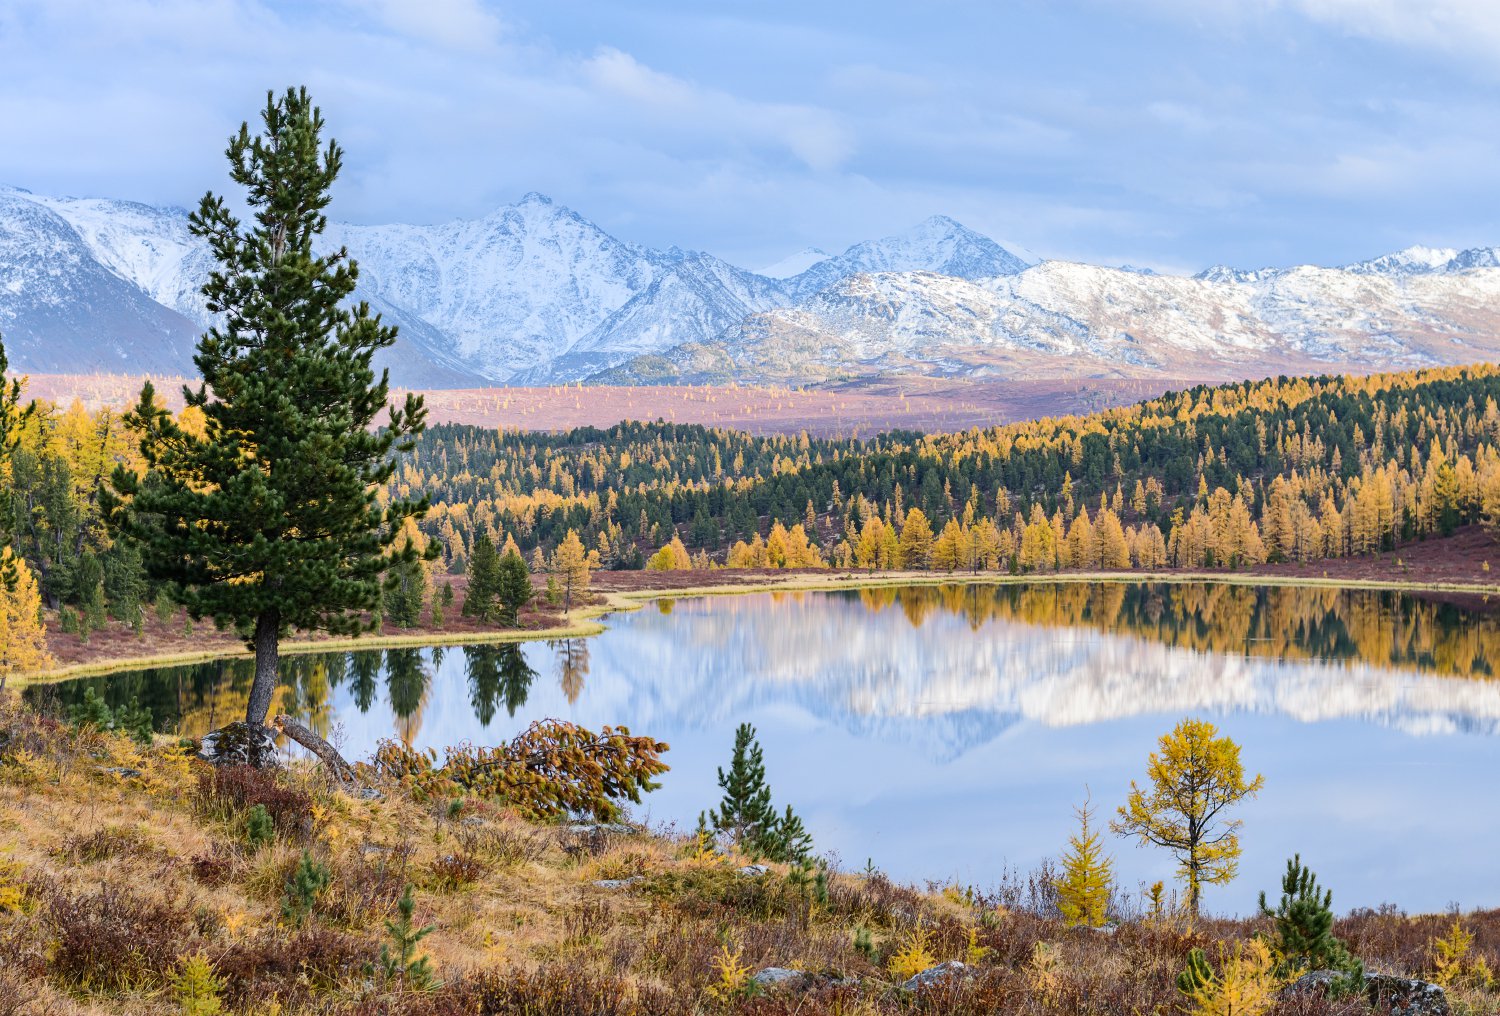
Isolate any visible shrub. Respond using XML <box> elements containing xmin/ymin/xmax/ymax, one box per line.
<box><xmin>45</xmin><ymin>884</ymin><xmax>191</xmax><ymax>991</ymax></box>
<box><xmin>374</xmin><ymin>720</ymin><xmax>669</xmax><ymax>821</ymax></box>
<box><xmin>196</xmin><ymin>764</ymin><xmax>313</xmax><ymax>836</ymax></box>
<box><xmin>323</xmin><ymin>842</ymin><xmax>414</xmax><ymax>928</ymax></box>
<box><xmin>427</xmin><ymin>851</ymin><xmax>488</xmax><ymax>892</ymax></box>
<box><xmin>59</xmin><ymin>824</ymin><xmax>149</xmax><ymax>863</ymax></box>
<box><xmin>172</xmin><ymin>952</ymin><xmax>225</xmax><ymax>1016</ymax></box>
<box><xmin>215</xmin><ymin>926</ymin><xmax>373</xmax><ymax>1005</ymax></box>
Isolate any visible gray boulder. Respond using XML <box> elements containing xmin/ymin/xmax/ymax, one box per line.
<box><xmin>1286</xmin><ymin>969</ymin><xmax>1448</xmax><ymax>1015</ymax></box>
<box><xmin>751</xmin><ymin>968</ymin><xmax>807</xmax><ymax>988</ymax></box>
<box><xmin>198</xmin><ymin>722</ymin><xmax>278</xmax><ymax>767</ymax></box>
<box><xmin>591</xmin><ymin>876</ymin><xmax>644</xmax><ymax>890</ymax></box>
<box><xmin>901</xmin><ymin>960</ymin><xmax>970</xmax><ymax>992</ymax></box>
<box><xmin>737</xmin><ymin>864</ymin><xmax>770</xmax><ymax>877</ymax></box>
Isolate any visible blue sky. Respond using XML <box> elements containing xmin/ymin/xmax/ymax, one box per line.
<box><xmin>2</xmin><ymin>0</ymin><xmax>1498</xmax><ymax>272</ymax></box>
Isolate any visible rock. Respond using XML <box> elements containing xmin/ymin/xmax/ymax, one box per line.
<box><xmin>901</xmin><ymin>960</ymin><xmax>970</xmax><ymax>992</ymax></box>
<box><xmin>198</xmin><ymin>722</ymin><xmax>278</xmax><ymax>768</ymax></box>
<box><xmin>737</xmin><ymin>864</ymin><xmax>770</xmax><ymax>877</ymax></box>
<box><xmin>751</xmin><ymin>968</ymin><xmax>807</xmax><ymax>988</ymax></box>
<box><xmin>349</xmin><ymin>786</ymin><xmax>382</xmax><ymax>801</ymax></box>
<box><xmin>1285</xmin><ymin>970</ymin><xmax>1448</xmax><ymax>1016</ymax></box>
<box><xmin>591</xmin><ymin>876</ymin><xmax>644</xmax><ymax>890</ymax></box>
<box><xmin>565</xmin><ymin>822</ymin><xmax>635</xmax><ymax>835</ymax></box>
<box><xmin>1363</xmin><ymin>974</ymin><xmax>1448</xmax><ymax>1015</ymax></box>
<box><xmin>95</xmin><ymin>766</ymin><xmax>142</xmax><ymax>779</ymax></box>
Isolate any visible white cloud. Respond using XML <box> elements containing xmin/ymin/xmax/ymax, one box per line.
<box><xmin>367</xmin><ymin>0</ymin><xmax>503</xmax><ymax>52</ymax></box>
<box><xmin>581</xmin><ymin>48</ymin><xmax>855</xmax><ymax>172</ymax></box>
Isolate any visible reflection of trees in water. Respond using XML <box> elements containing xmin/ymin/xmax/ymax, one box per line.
<box><xmin>465</xmin><ymin>644</ymin><xmax>537</xmax><ymax>727</ymax></box>
<box><xmin>847</xmin><ymin>583</ymin><xmax>1500</xmax><ymax>678</ymax></box>
<box><xmin>551</xmin><ymin>638</ymin><xmax>589</xmax><ymax>704</ymax></box>
<box><xmin>385</xmin><ymin>648</ymin><xmax>431</xmax><ymax>744</ymax></box>
<box><xmin>349</xmin><ymin>651</ymin><xmax>382</xmax><ymax>712</ymax></box>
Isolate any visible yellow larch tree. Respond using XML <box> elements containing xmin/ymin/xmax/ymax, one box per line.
<box><xmin>0</xmin><ymin>553</ymin><xmax>50</xmax><ymax>681</ymax></box>
<box><xmin>897</xmin><ymin>508</ymin><xmax>933</xmax><ymax>569</ymax></box>
<box><xmin>550</xmin><ymin>530</ymin><xmax>590</xmax><ymax>613</ymax></box>
<box><xmin>1112</xmin><ymin>718</ymin><xmax>1264</xmax><ymax>918</ymax></box>
<box><xmin>1056</xmin><ymin>793</ymin><xmax>1114</xmax><ymax>928</ymax></box>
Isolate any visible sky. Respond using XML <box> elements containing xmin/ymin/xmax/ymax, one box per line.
<box><xmin>2</xmin><ymin>0</ymin><xmax>1499</xmax><ymax>274</ymax></box>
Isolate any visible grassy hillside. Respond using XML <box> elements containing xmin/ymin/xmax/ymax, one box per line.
<box><xmin>1</xmin><ymin>691</ymin><xmax>1496</xmax><ymax>1015</ymax></box>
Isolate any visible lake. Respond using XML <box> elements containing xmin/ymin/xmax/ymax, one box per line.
<box><xmin>28</xmin><ymin>580</ymin><xmax>1500</xmax><ymax>916</ymax></box>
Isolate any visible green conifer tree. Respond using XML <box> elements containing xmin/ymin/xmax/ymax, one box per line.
<box><xmin>106</xmin><ymin>89</ymin><xmax>430</xmax><ymax>729</ymax></box>
<box><xmin>1056</xmin><ymin>793</ymin><xmax>1115</xmax><ymax>928</ymax></box>
<box><xmin>463</xmin><ymin>534</ymin><xmax>501</xmax><ymax>622</ymax></box>
<box><xmin>496</xmin><ymin>549</ymin><xmax>531</xmax><ymax>625</ymax></box>
<box><xmin>710</xmin><ymin>722</ymin><xmax>778</xmax><ymax>854</ymax></box>
<box><xmin>758</xmin><ymin>804</ymin><xmax>814</xmax><ymax>864</ymax></box>
<box><xmin>1258</xmin><ymin>854</ymin><xmax>1361</xmax><ymax>977</ymax></box>
<box><xmin>379</xmin><ymin>884</ymin><xmax>437</xmax><ymax>990</ymax></box>
<box><xmin>386</xmin><ymin>543</ymin><xmax>426</xmax><ymax>629</ymax></box>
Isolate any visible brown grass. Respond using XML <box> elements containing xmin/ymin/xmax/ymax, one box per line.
<box><xmin>1</xmin><ymin>691</ymin><xmax>1498</xmax><ymax>1015</ymax></box>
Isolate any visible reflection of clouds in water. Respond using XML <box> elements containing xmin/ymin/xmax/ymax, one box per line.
<box><xmin>582</xmin><ymin>593</ymin><xmax>1500</xmax><ymax>755</ymax></box>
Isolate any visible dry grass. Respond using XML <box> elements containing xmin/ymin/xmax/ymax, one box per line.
<box><xmin>0</xmin><ymin>690</ymin><xmax>1497</xmax><ymax>1015</ymax></box>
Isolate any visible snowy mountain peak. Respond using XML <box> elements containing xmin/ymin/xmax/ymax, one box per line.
<box><xmin>1345</xmin><ymin>244</ymin><xmax>1459</xmax><ymax>276</ymax></box>
<box><xmin>755</xmin><ymin>247</ymin><xmax>830</xmax><ymax>279</ymax></box>
<box><xmin>783</xmin><ymin>215</ymin><xmax>1028</xmax><ymax>299</ymax></box>
<box><xmin>518</xmin><ymin>190</ymin><xmax>554</xmax><ymax>206</ymax></box>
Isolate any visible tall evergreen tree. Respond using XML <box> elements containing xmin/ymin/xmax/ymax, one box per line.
<box><xmin>463</xmin><ymin>534</ymin><xmax>501</xmax><ymax>622</ymax></box>
<box><xmin>105</xmin><ymin>88</ymin><xmax>429</xmax><ymax>728</ymax></box>
<box><xmin>1056</xmin><ymin>793</ymin><xmax>1115</xmax><ymax>928</ymax></box>
<box><xmin>496</xmin><ymin>548</ymin><xmax>531</xmax><ymax>625</ymax></box>
<box><xmin>710</xmin><ymin>722</ymin><xmax>778</xmax><ymax>853</ymax></box>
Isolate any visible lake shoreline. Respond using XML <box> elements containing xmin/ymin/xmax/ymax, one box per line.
<box><xmin>14</xmin><ymin>564</ymin><xmax>1500</xmax><ymax>688</ymax></box>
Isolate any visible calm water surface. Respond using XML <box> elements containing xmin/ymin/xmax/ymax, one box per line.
<box><xmin>30</xmin><ymin>582</ymin><xmax>1500</xmax><ymax>915</ymax></box>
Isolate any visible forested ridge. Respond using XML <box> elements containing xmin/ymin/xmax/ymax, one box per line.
<box><xmin>11</xmin><ymin>364</ymin><xmax>1500</xmax><ymax>641</ymax></box>
<box><xmin>387</xmin><ymin>363</ymin><xmax>1500</xmax><ymax>576</ymax></box>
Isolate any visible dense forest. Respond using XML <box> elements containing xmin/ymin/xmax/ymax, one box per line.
<box><xmin>10</xmin><ymin>362</ymin><xmax>1500</xmax><ymax>642</ymax></box>
<box><xmin>391</xmin><ymin>363</ymin><xmax>1500</xmax><ymax>576</ymax></box>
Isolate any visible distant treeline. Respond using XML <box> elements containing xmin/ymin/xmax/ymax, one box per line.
<box><xmin>12</xmin><ymin>364</ymin><xmax>1500</xmax><ymax>633</ymax></box>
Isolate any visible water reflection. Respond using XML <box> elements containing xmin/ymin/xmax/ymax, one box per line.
<box><xmin>26</xmin><ymin>583</ymin><xmax>1500</xmax><ymax>913</ymax></box>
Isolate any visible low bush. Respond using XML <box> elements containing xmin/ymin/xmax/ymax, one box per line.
<box><xmin>44</xmin><ymin>884</ymin><xmax>194</xmax><ymax>991</ymax></box>
<box><xmin>196</xmin><ymin>763</ymin><xmax>315</xmax><ymax>836</ymax></box>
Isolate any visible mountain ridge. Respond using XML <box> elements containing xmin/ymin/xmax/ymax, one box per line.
<box><xmin>4</xmin><ymin>182</ymin><xmax>1500</xmax><ymax>390</ymax></box>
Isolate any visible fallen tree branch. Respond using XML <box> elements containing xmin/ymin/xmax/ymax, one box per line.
<box><xmin>272</xmin><ymin>714</ymin><xmax>355</xmax><ymax>784</ymax></box>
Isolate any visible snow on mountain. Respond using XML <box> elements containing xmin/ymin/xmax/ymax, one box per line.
<box><xmin>755</xmin><ymin>246</ymin><xmax>830</xmax><ymax>279</ymax></box>
<box><xmin>783</xmin><ymin>214</ymin><xmax>1028</xmax><ymax>300</ymax></box>
<box><xmin>5</xmin><ymin>179</ymin><xmax>1500</xmax><ymax>391</ymax></box>
<box><xmin>604</xmin><ymin>256</ymin><xmax>1500</xmax><ymax>385</ymax></box>
<box><xmin>0</xmin><ymin>187</ymin><xmax>201</xmax><ymax>374</ymax></box>
<box><xmin>519</xmin><ymin>252</ymin><xmax>790</xmax><ymax>383</ymax></box>
<box><xmin>323</xmin><ymin>193</ymin><xmax>663</xmax><ymax>380</ymax></box>
<box><xmin>1345</xmin><ymin>245</ymin><xmax>1459</xmax><ymax>276</ymax></box>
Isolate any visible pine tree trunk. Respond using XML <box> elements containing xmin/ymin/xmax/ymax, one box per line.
<box><xmin>246</xmin><ymin>608</ymin><xmax>280</xmax><ymax>727</ymax></box>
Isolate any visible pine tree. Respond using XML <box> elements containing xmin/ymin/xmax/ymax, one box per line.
<box><xmin>463</xmin><ymin>535</ymin><xmax>501</xmax><ymax>622</ymax></box>
<box><xmin>1113</xmin><ymin>718</ymin><xmax>1264</xmax><ymax>918</ymax></box>
<box><xmin>759</xmin><ymin>804</ymin><xmax>814</xmax><ymax>864</ymax></box>
<box><xmin>897</xmin><ymin>508</ymin><xmax>934</xmax><ymax>569</ymax></box>
<box><xmin>1258</xmin><ymin>855</ymin><xmax>1361</xmax><ymax>977</ymax></box>
<box><xmin>1056</xmin><ymin>793</ymin><xmax>1114</xmax><ymax>928</ymax></box>
<box><xmin>280</xmin><ymin>849</ymin><xmax>331</xmax><ymax>926</ymax></box>
<box><xmin>386</xmin><ymin>542</ymin><xmax>427</xmax><ymax>629</ymax></box>
<box><xmin>711</xmin><ymin>722</ymin><xmax>778</xmax><ymax>854</ymax></box>
<box><xmin>106</xmin><ymin>89</ymin><xmax>429</xmax><ymax>728</ymax></box>
<box><xmin>496</xmin><ymin>549</ymin><xmax>531</xmax><ymax>626</ymax></box>
<box><xmin>379</xmin><ymin>884</ymin><xmax>437</xmax><ymax>990</ymax></box>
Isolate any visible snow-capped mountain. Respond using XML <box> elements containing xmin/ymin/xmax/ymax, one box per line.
<box><xmin>5</xmin><ymin>181</ymin><xmax>1500</xmax><ymax>390</ymax></box>
<box><xmin>602</xmin><ymin>254</ymin><xmax>1500</xmax><ymax>385</ymax></box>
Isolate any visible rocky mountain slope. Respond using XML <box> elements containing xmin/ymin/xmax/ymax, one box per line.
<box><xmin>3</xmin><ymin>181</ymin><xmax>1499</xmax><ymax>389</ymax></box>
